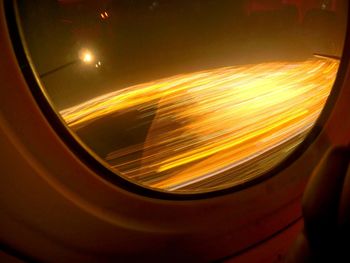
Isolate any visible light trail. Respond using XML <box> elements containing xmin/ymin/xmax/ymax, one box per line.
<box><xmin>61</xmin><ymin>58</ymin><xmax>339</xmax><ymax>192</ymax></box>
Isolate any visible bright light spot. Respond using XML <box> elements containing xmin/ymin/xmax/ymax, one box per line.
<box><xmin>100</xmin><ymin>11</ymin><xmax>109</xmax><ymax>19</ymax></box>
<box><xmin>79</xmin><ymin>50</ymin><xmax>94</xmax><ymax>64</ymax></box>
<box><xmin>83</xmin><ymin>53</ymin><xmax>92</xmax><ymax>63</ymax></box>
<box><xmin>94</xmin><ymin>61</ymin><xmax>102</xmax><ymax>68</ymax></box>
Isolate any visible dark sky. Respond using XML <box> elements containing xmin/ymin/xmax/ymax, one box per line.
<box><xmin>17</xmin><ymin>0</ymin><xmax>348</xmax><ymax>110</ymax></box>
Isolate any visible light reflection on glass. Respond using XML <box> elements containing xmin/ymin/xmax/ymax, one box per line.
<box><xmin>61</xmin><ymin>57</ymin><xmax>339</xmax><ymax>192</ymax></box>
<box><xmin>80</xmin><ymin>50</ymin><xmax>94</xmax><ymax>64</ymax></box>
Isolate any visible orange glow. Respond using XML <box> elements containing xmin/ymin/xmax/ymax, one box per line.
<box><xmin>61</xmin><ymin>58</ymin><xmax>339</xmax><ymax>192</ymax></box>
<box><xmin>100</xmin><ymin>11</ymin><xmax>109</xmax><ymax>19</ymax></box>
<box><xmin>79</xmin><ymin>49</ymin><xmax>94</xmax><ymax>64</ymax></box>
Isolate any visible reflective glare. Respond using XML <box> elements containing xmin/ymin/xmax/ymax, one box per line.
<box><xmin>17</xmin><ymin>1</ymin><xmax>347</xmax><ymax>193</ymax></box>
<box><xmin>61</xmin><ymin>58</ymin><xmax>338</xmax><ymax>191</ymax></box>
<box><xmin>80</xmin><ymin>50</ymin><xmax>94</xmax><ymax>64</ymax></box>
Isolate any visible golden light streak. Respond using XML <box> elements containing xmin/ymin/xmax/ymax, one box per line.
<box><xmin>60</xmin><ymin>58</ymin><xmax>339</xmax><ymax>192</ymax></box>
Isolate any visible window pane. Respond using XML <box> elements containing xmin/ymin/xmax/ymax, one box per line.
<box><xmin>17</xmin><ymin>0</ymin><xmax>348</xmax><ymax>193</ymax></box>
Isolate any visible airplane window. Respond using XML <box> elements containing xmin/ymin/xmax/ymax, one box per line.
<box><xmin>15</xmin><ymin>0</ymin><xmax>347</xmax><ymax>193</ymax></box>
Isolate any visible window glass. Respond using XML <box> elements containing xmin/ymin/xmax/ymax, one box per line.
<box><xmin>17</xmin><ymin>0</ymin><xmax>348</xmax><ymax>193</ymax></box>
